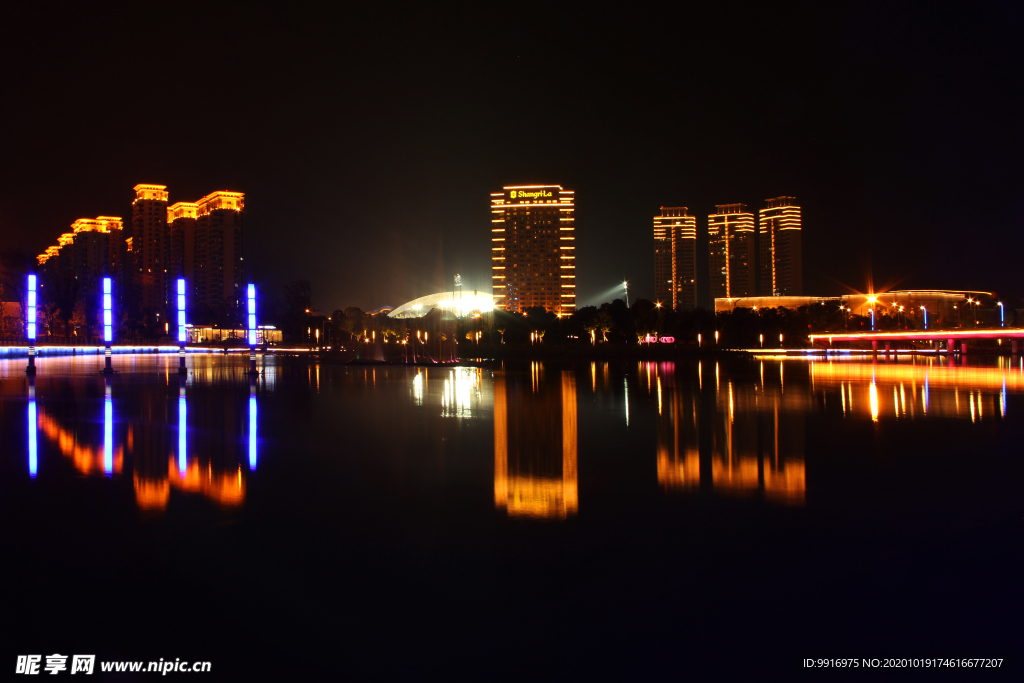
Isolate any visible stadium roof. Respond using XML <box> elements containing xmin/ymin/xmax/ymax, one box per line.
<box><xmin>389</xmin><ymin>291</ymin><xmax>498</xmax><ymax>319</ymax></box>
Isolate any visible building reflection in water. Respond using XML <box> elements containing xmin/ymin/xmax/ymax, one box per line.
<box><xmin>442</xmin><ymin>367</ymin><xmax>482</xmax><ymax>418</ymax></box>
<box><xmin>653</xmin><ymin>361</ymin><xmax>805</xmax><ymax>504</ymax></box>
<box><xmin>810</xmin><ymin>360</ymin><xmax>1017</xmax><ymax>422</ymax></box>
<box><xmin>409</xmin><ymin>367</ymin><xmax>486</xmax><ymax>418</ymax></box>
<box><xmin>493</xmin><ymin>370</ymin><xmax>578</xmax><ymax>519</ymax></box>
<box><xmin>29</xmin><ymin>369</ymin><xmax>256</xmax><ymax>511</ymax></box>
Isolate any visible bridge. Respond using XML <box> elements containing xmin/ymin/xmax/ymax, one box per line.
<box><xmin>809</xmin><ymin>329</ymin><xmax>1024</xmax><ymax>354</ymax></box>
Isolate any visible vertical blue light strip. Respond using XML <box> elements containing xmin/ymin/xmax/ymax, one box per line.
<box><xmin>28</xmin><ymin>397</ymin><xmax>37</xmax><ymax>478</ymax></box>
<box><xmin>249</xmin><ymin>391</ymin><xmax>257</xmax><ymax>471</ymax></box>
<box><xmin>177</xmin><ymin>278</ymin><xmax>187</xmax><ymax>343</ymax></box>
<box><xmin>102</xmin><ymin>277</ymin><xmax>113</xmax><ymax>343</ymax></box>
<box><xmin>104</xmin><ymin>383</ymin><xmax>113</xmax><ymax>476</ymax></box>
<box><xmin>247</xmin><ymin>284</ymin><xmax>257</xmax><ymax>346</ymax></box>
<box><xmin>27</xmin><ymin>274</ymin><xmax>37</xmax><ymax>340</ymax></box>
<box><xmin>178</xmin><ymin>393</ymin><xmax>187</xmax><ymax>477</ymax></box>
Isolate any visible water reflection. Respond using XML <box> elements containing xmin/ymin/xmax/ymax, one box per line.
<box><xmin>28</xmin><ymin>378</ymin><xmax>37</xmax><ymax>478</ymax></box>
<box><xmin>249</xmin><ymin>379</ymin><xmax>257</xmax><ymax>471</ymax></box>
<box><xmin>178</xmin><ymin>378</ymin><xmax>187</xmax><ymax>477</ymax></box>
<box><xmin>810</xmin><ymin>360</ymin><xmax>1016</xmax><ymax>421</ymax></box>
<box><xmin>23</xmin><ymin>360</ymin><xmax>259</xmax><ymax>511</ymax></box>
<box><xmin>494</xmin><ymin>371</ymin><xmax>578</xmax><ymax>519</ymax></box>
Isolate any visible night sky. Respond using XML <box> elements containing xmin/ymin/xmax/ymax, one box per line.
<box><xmin>2</xmin><ymin>1</ymin><xmax>1022</xmax><ymax>312</ymax></box>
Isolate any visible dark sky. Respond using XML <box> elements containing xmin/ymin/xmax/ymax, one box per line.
<box><xmin>2</xmin><ymin>1</ymin><xmax>1022</xmax><ymax>311</ymax></box>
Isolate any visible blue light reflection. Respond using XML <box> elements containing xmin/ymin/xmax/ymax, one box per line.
<box><xmin>249</xmin><ymin>384</ymin><xmax>257</xmax><ymax>471</ymax></box>
<box><xmin>178</xmin><ymin>388</ymin><xmax>187</xmax><ymax>478</ymax></box>
<box><xmin>28</xmin><ymin>381</ymin><xmax>37</xmax><ymax>478</ymax></box>
<box><xmin>104</xmin><ymin>379</ymin><xmax>113</xmax><ymax>477</ymax></box>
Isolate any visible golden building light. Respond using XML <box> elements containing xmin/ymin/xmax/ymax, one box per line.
<box><xmin>758</xmin><ymin>197</ymin><xmax>802</xmax><ymax>296</ymax></box>
<box><xmin>491</xmin><ymin>184</ymin><xmax>575</xmax><ymax>315</ymax></box>
<box><xmin>708</xmin><ymin>204</ymin><xmax>755</xmax><ymax>299</ymax></box>
<box><xmin>494</xmin><ymin>371</ymin><xmax>578</xmax><ymax>519</ymax></box>
<box><xmin>653</xmin><ymin>207</ymin><xmax>697</xmax><ymax>310</ymax></box>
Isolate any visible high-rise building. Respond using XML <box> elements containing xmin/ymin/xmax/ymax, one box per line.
<box><xmin>193</xmin><ymin>191</ymin><xmax>244</xmax><ymax>319</ymax></box>
<box><xmin>70</xmin><ymin>217</ymin><xmax>123</xmax><ymax>285</ymax></box>
<box><xmin>490</xmin><ymin>185</ymin><xmax>575</xmax><ymax>314</ymax></box>
<box><xmin>758</xmin><ymin>197</ymin><xmax>802</xmax><ymax>296</ymax></box>
<box><xmin>708</xmin><ymin>204</ymin><xmax>756</xmax><ymax>299</ymax></box>
<box><xmin>653</xmin><ymin>207</ymin><xmax>697</xmax><ymax>310</ymax></box>
<box><xmin>653</xmin><ymin>211</ymin><xmax>672</xmax><ymax>305</ymax></box>
<box><xmin>128</xmin><ymin>184</ymin><xmax>170</xmax><ymax>313</ymax></box>
<box><xmin>168</xmin><ymin>202</ymin><xmax>198</xmax><ymax>282</ymax></box>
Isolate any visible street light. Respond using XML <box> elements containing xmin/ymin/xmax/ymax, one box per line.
<box><xmin>623</xmin><ymin>280</ymin><xmax>629</xmax><ymax>308</ymax></box>
<box><xmin>998</xmin><ymin>301</ymin><xmax>1005</xmax><ymax>328</ymax></box>
<box><xmin>921</xmin><ymin>305</ymin><xmax>928</xmax><ymax>330</ymax></box>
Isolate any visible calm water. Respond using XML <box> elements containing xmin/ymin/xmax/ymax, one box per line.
<box><xmin>1</xmin><ymin>353</ymin><xmax>1020</xmax><ymax>677</ymax></box>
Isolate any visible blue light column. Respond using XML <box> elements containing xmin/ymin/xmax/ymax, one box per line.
<box><xmin>870</xmin><ymin>308</ymin><xmax>875</xmax><ymax>332</ymax></box>
<box><xmin>26</xmin><ymin>274</ymin><xmax>37</xmax><ymax>376</ymax></box>
<box><xmin>998</xmin><ymin>302</ymin><xmax>1005</xmax><ymax>328</ymax></box>
<box><xmin>921</xmin><ymin>306</ymin><xmax>928</xmax><ymax>331</ymax></box>
<box><xmin>102</xmin><ymin>277</ymin><xmax>114</xmax><ymax>375</ymax></box>
<box><xmin>103</xmin><ymin>376</ymin><xmax>113</xmax><ymax>476</ymax></box>
<box><xmin>247</xmin><ymin>284</ymin><xmax>258</xmax><ymax>376</ymax></box>
<box><xmin>28</xmin><ymin>377</ymin><xmax>37</xmax><ymax>478</ymax></box>
<box><xmin>177</xmin><ymin>278</ymin><xmax>187</xmax><ymax>375</ymax></box>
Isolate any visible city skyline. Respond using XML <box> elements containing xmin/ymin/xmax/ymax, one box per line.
<box><xmin>2</xmin><ymin>4</ymin><xmax>1021</xmax><ymax>312</ymax></box>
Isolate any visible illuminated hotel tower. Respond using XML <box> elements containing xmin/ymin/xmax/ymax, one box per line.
<box><xmin>491</xmin><ymin>185</ymin><xmax>575</xmax><ymax>314</ymax></box>
<box><xmin>758</xmin><ymin>197</ymin><xmax>802</xmax><ymax>296</ymax></box>
<box><xmin>129</xmin><ymin>184</ymin><xmax>170</xmax><ymax>313</ymax></box>
<box><xmin>708</xmin><ymin>204</ymin><xmax>756</xmax><ymax>299</ymax></box>
<box><xmin>653</xmin><ymin>207</ymin><xmax>697</xmax><ymax>310</ymax></box>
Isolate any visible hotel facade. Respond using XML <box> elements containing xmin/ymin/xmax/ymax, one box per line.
<box><xmin>491</xmin><ymin>185</ymin><xmax>575</xmax><ymax>315</ymax></box>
